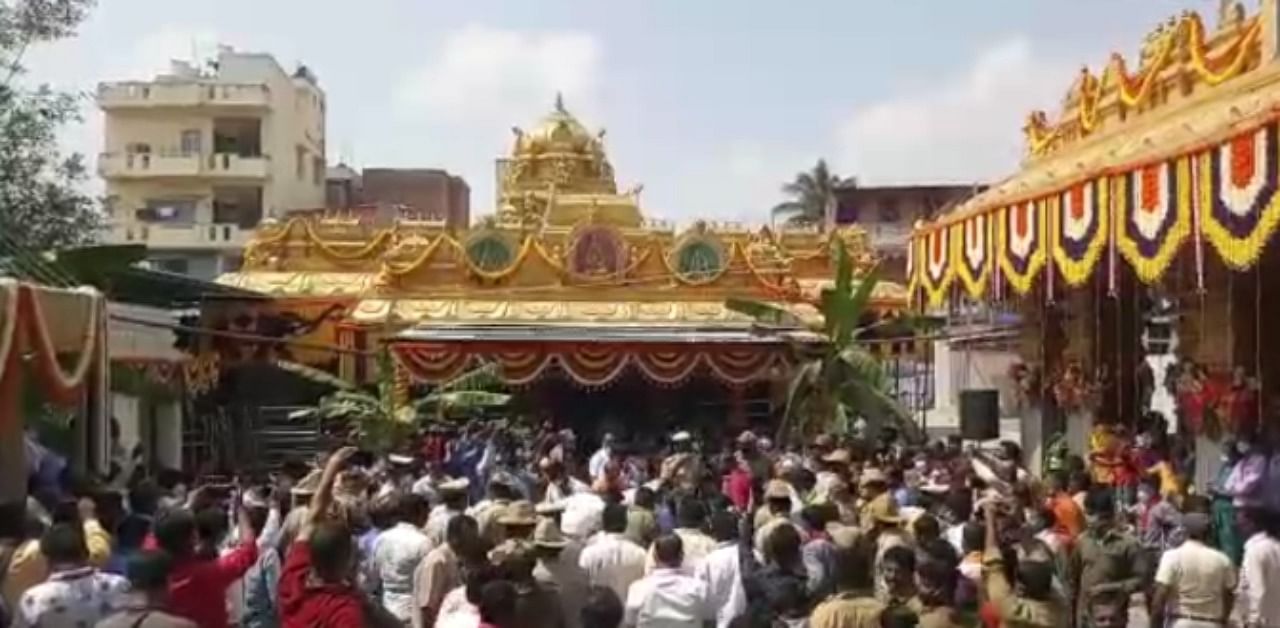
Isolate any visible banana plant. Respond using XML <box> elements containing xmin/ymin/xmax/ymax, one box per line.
<box><xmin>725</xmin><ymin>241</ymin><xmax>924</xmax><ymax>443</ymax></box>
<box><xmin>284</xmin><ymin>351</ymin><xmax>505</xmax><ymax>453</ymax></box>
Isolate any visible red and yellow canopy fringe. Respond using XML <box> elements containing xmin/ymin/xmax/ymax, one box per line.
<box><xmin>910</xmin><ymin>116</ymin><xmax>1280</xmax><ymax>306</ymax></box>
<box><xmin>392</xmin><ymin>342</ymin><xmax>790</xmax><ymax>389</ymax></box>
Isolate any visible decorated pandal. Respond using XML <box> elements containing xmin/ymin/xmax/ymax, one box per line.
<box><xmin>219</xmin><ymin>96</ymin><xmax>911</xmax><ymax>390</ymax></box>
<box><xmin>909</xmin><ymin>3</ymin><xmax>1279</xmax><ymax>305</ymax></box>
<box><xmin>907</xmin><ymin>1</ymin><xmax>1280</xmax><ymax>435</ymax></box>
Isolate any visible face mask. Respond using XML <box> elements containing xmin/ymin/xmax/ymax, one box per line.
<box><xmin>1137</xmin><ymin>489</ymin><xmax>1153</xmax><ymax>502</ymax></box>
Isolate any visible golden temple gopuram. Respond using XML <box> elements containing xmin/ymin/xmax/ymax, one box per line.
<box><xmin>217</xmin><ymin>97</ymin><xmax>908</xmax><ymax>401</ymax></box>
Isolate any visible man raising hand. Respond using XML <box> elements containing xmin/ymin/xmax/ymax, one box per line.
<box><xmin>278</xmin><ymin>446</ymin><xmax>367</xmax><ymax>628</ymax></box>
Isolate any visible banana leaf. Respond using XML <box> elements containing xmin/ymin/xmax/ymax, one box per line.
<box><xmin>421</xmin><ymin>390</ymin><xmax>511</xmax><ymax>408</ymax></box>
<box><xmin>724</xmin><ymin>297</ymin><xmax>804</xmax><ymax>327</ymax></box>
<box><xmin>274</xmin><ymin>360</ymin><xmax>356</xmax><ymax>390</ymax></box>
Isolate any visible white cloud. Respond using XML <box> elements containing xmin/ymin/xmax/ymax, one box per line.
<box><xmin>396</xmin><ymin>25</ymin><xmax>601</xmax><ymax>126</ymax></box>
<box><xmin>836</xmin><ymin>38</ymin><xmax>1071</xmax><ymax>185</ymax></box>
<box><xmin>648</xmin><ymin>139</ymin><xmax>814</xmax><ymax>226</ymax></box>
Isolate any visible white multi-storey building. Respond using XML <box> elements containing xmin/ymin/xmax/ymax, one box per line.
<box><xmin>97</xmin><ymin>45</ymin><xmax>326</xmax><ymax>279</ymax></box>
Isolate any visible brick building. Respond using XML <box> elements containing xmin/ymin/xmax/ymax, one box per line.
<box><xmin>324</xmin><ymin>166</ymin><xmax>470</xmax><ymax>228</ymax></box>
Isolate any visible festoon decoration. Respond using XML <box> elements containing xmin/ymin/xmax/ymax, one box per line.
<box><xmin>909</xmin><ymin>118</ymin><xmax>1280</xmax><ymax>306</ymax></box>
<box><xmin>0</xmin><ymin>280</ymin><xmax>106</xmax><ymax>430</ymax></box>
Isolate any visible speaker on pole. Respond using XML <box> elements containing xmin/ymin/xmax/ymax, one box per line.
<box><xmin>959</xmin><ymin>389</ymin><xmax>1000</xmax><ymax>441</ymax></box>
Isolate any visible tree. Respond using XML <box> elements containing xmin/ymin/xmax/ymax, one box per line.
<box><xmin>726</xmin><ymin>242</ymin><xmax>923</xmax><ymax>444</ymax></box>
<box><xmin>771</xmin><ymin>159</ymin><xmax>846</xmax><ymax>229</ymax></box>
<box><xmin>0</xmin><ymin>0</ymin><xmax>100</xmax><ymax>252</ymax></box>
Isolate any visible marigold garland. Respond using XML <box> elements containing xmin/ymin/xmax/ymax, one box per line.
<box><xmin>1052</xmin><ymin>179</ymin><xmax>1110</xmax><ymax>287</ymax></box>
<box><xmin>1187</xmin><ymin>14</ymin><xmax>1261</xmax><ymax>87</ymax></box>
<box><xmin>953</xmin><ymin>217</ymin><xmax>990</xmax><ymax>300</ymax></box>
<box><xmin>920</xmin><ymin>228</ymin><xmax>954</xmax><ymax>307</ymax></box>
<box><xmin>996</xmin><ymin>201</ymin><xmax>1047</xmax><ymax>296</ymax></box>
<box><xmin>1199</xmin><ymin>125</ymin><xmax>1280</xmax><ymax>270</ymax></box>
<box><xmin>0</xmin><ymin>281</ymin><xmax>103</xmax><ymax>420</ymax></box>
<box><xmin>1026</xmin><ymin>13</ymin><xmax>1259</xmax><ymax>157</ymax></box>
<box><xmin>1116</xmin><ymin>157</ymin><xmax>1194</xmax><ymax>283</ymax></box>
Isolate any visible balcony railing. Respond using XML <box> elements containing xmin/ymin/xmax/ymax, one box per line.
<box><xmin>99</xmin><ymin>152</ymin><xmax>269</xmax><ymax>179</ymax></box>
<box><xmin>101</xmin><ymin>222</ymin><xmax>253</xmax><ymax>250</ymax></box>
<box><xmin>97</xmin><ymin>82</ymin><xmax>270</xmax><ymax>109</ymax></box>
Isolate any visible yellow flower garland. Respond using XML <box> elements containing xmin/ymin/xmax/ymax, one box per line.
<box><xmin>996</xmin><ymin>200</ymin><xmax>1048</xmax><ymax>296</ymax></box>
<box><xmin>921</xmin><ymin>228</ymin><xmax>954</xmax><ymax>308</ymax></box>
<box><xmin>1115</xmin><ymin>157</ymin><xmax>1193</xmax><ymax>283</ymax></box>
<box><xmin>1199</xmin><ymin>127</ymin><xmax>1280</xmax><ymax>270</ymax></box>
<box><xmin>1187</xmin><ymin>14</ymin><xmax>1261</xmax><ymax>87</ymax></box>
<box><xmin>1052</xmin><ymin>179</ymin><xmax>1111</xmax><ymax>287</ymax></box>
<box><xmin>1028</xmin><ymin>13</ymin><xmax>1258</xmax><ymax>157</ymax></box>
<box><xmin>952</xmin><ymin>218</ymin><xmax>991</xmax><ymax>300</ymax></box>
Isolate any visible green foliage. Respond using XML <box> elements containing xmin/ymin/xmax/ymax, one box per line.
<box><xmin>770</xmin><ymin>159</ymin><xmax>845</xmax><ymax>228</ymax></box>
<box><xmin>726</xmin><ymin>242</ymin><xmax>922</xmax><ymax>443</ymax></box>
<box><xmin>0</xmin><ymin>0</ymin><xmax>100</xmax><ymax>253</ymax></box>
<box><xmin>289</xmin><ymin>352</ymin><xmax>506</xmax><ymax>453</ymax></box>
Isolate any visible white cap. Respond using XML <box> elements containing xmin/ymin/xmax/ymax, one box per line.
<box><xmin>671</xmin><ymin>431</ymin><xmax>692</xmax><ymax>443</ymax></box>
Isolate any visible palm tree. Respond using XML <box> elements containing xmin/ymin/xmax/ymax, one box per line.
<box><xmin>726</xmin><ymin>242</ymin><xmax>923</xmax><ymax>444</ymax></box>
<box><xmin>771</xmin><ymin>159</ymin><xmax>846</xmax><ymax>229</ymax></box>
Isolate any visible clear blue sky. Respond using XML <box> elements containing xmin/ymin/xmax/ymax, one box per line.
<box><xmin>29</xmin><ymin>0</ymin><xmax>1197</xmax><ymax>223</ymax></box>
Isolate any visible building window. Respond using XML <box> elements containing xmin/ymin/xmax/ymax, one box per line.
<box><xmin>296</xmin><ymin>146</ymin><xmax>306</xmax><ymax>180</ymax></box>
<box><xmin>313</xmin><ymin>156</ymin><xmax>324</xmax><ymax>186</ymax></box>
<box><xmin>179</xmin><ymin>129</ymin><xmax>202</xmax><ymax>155</ymax></box>
<box><xmin>125</xmin><ymin>142</ymin><xmax>151</xmax><ymax>155</ymax></box>
<box><xmin>138</xmin><ymin>199</ymin><xmax>198</xmax><ymax>224</ymax></box>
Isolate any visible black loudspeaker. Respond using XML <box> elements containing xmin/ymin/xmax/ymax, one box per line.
<box><xmin>959</xmin><ymin>389</ymin><xmax>1000</xmax><ymax>441</ymax></box>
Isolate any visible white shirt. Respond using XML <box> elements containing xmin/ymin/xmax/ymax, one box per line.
<box><xmin>695</xmin><ymin>542</ymin><xmax>746</xmax><ymax>628</ymax></box>
<box><xmin>625</xmin><ymin>568</ymin><xmax>714</xmax><ymax>628</ymax></box>
<box><xmin>646</xmin><ymin>529</ymin><xmax>718</xmax><ymax>574</ymax></box>
<box><xmin>371</xmin><ymin>522</ymin><xmax>433</xmax><ymax>622</ymax></box>
<box><xmin>944</xmin><ymin>523</ymin><xmax>965</xmax><ymax>555</ymax></box>
<box><xmin>1154</xmin><ymin>540</ymin><xmax>1235</xmax><ymax>621</ymax></box>
<box><xmin>435</xmin><ymin>586</ymin><xmax>479</xmax><ymax>628</ymax></box>
<box><xmin>563</xmin><ymin>492</ymin><xmax>606</xmax><ymax>539</ymax></box>
<box><xmin>1240</xmin><ymin>532</ymin><xmax>1280</xmax><ymax>627</ymax></box>
<box><xmin>590</xmin><ymin>447</ymin><xmax>613</xmax><ymax>480</ymax></box>
<box><xmin>15</xmin><ymin>567</ymin><xmax>128</xmax><ymax>628</ymax></box>
<box><xmin>580</xmin><ymin>533</ymin><xmax>649</xmax><ymax>602</ymax></box>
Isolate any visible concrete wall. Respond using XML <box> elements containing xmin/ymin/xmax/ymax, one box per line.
<box><xmin>926</xmin><ymin>340</ymin><xmax>1022</xmax><ymax>441</ymax></box>
<box><xmin>103</xmin><ymin>112</ymin><xmax>213</xmax><ymax>155</ymax></box>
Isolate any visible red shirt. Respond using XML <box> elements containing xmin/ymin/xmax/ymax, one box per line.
<box><xmin>722</xmin><ymin>468</ymin><xmax>753</xmax><ymax>512</ymax></box>
<box><xmin>167</xmin><ymin>540</ymin><xmax>259</xmax><ymax>628</ymax></box>
<box><xmin>279</xmin><ymin>541</ymin><xmax>365</xmax><ymax>628</ymax></box>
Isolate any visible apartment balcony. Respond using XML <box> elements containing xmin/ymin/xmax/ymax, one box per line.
<box><xmin>97</xmin><ymin>82</ymin><xmax>270</xmax><ymax>110</ymax></box>
<box><xmin>863</xmin><ymin>224</ymin><xmax>913</xmax><ymax>253</ymax></box>
<box><xmin>102</xmin><ymin>222</ymin><xmax>253</xmax><ymax>251</ymax></box>
<box><xmin>99</xmin><ymin>152</ymin><xmax>269</xmax><ymax>180</ymax></box>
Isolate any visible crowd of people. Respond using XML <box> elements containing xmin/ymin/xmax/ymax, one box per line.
<box><xmin>2</xmin><ymin>420</ymin><xmax>1280</xmax><ymax>628</ymax></box>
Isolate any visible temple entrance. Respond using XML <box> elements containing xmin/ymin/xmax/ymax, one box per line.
<box><xmin>515</xmin><ymin>373</ymin><xmax>775</xmax><ymax>448</ymax></box>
